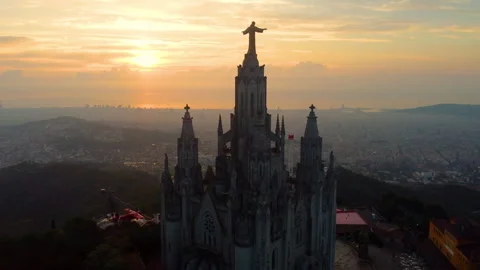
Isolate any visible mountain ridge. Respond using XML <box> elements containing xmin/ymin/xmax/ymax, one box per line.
<box><xmin>394</xmin><ymin>103</ymin><xmax>480</xmax><ymax>119</ymax></box>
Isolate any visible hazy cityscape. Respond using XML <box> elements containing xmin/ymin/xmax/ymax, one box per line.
<box><xmin>1</xmin><ymin>105</ymin><xmax>479</xmax><ymax>188</ymax></box>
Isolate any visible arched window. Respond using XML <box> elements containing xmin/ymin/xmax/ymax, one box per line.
<box><xmin>203</xmin><ymin>212</ymin><xmax>216</xmax><ymax>247</ymax></box>
<box><xmin>250</xmin><ymin>92</ymin><xmax>254</xmax><ymax>117</ymax></box>
<box><xmin>272</xmin><ymin>249</ymin><xmax>277</xmax><ymax>269</ymax></box>
<box><xmin>203</xmin><ymin>212</ymin><xmax>215</xmax><ymax>233</ymax></box>
<box><xmin>240</xmin><ymin>93</ymin><xmax>243</xmax><ymax>111</ymax></box>
<box><xmin>295</xmin><ymin>209</ymin><xmax>303</xmax><ymax>245</ymax></box>
<box><xmin>257</xmin><ymin>91</ymin><xmax>260</xmax><ymax>109</ymax></box>
<box><xmin>295</xmin><ymin>211</ymin><xmax>302</xmax><ymax>227</ymax></box>
<box><xmin>244</xmin><ymin>92</ymin><xmax>247</xmax><ymax>110</ymax></box>
<box><xmin>322</xmin><ymin>196</ymin><xmax>328</xmax><ymax>212</ymax></box>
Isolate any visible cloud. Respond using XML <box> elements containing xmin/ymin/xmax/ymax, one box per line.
<box><xmin>430</xmin><ymin>25</ymin><xmax>480</xmax><ymax>33</ymax></box>
<box><xmin>76</xmin><ymin>66</ymin><xmax>141</xmax><ymax>80</ymax></box>
<box><xmin>0</xmin><ymin>50</ymin><xmax>134</xmax><ymax>71</ymax></box>
<box><xmin>355</xmin><ymin>0</ymin><xmax>472</xmax><ymax>12</ymax></box>
<box><xmin>0</xmin><ymin>0</ymin><xmax>479</xmax><ymax>87</ymax></box>
<box><xmin>0</xmin><ymin>70</ymin><xmax>23</xmax><ymax>80</ymax></box>
<box><xmin>331</xmin><ymin>21</ymin><xmax>415</xmax><ymax>33</ymax></box>
<box><xmin>2</xmin><ymin>62</ymin><xmax>480</xmax><ymax>109</ymax></box>
<box><xmin>270</xmin><ymin>62</ymin><xmax>327</xmax><ymax>78</ymax></box>
<box><xmin>0</xmin><ymin>36</ymin><xmax>33</xmax><ymax>46</ymax></box>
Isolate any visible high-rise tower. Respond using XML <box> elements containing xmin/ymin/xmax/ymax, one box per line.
<box><xmin>159</xmin><ymin>21</ymin><xmax>337</xmax><ymax>270</ymax></box>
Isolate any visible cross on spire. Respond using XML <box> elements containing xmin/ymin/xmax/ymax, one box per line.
<box><xmin>309</xmin><ymin>104</ymin><xmax>316</xmax><ymax>112</ymax></box>
<box><xmin>184</xmin><ymin>104</ymin><xmax>190</xmax><ymax>112</ymax></box>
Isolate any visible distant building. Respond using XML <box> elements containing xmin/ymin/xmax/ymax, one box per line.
<box><xmin>429</xmin><ymin>216</ymin><xmax>480</xmax><ymax>269</ymax></box>
<box><xmin>422</xmin><ymin>171</ymin><xmax>435</xmax><ymax>181</ymax></box>
<box><xmin>159</xmin><ymin>22</ymin><xmax>337</xmax><ymax>270</ymax></box>
<box><xmin>336</xmin><ymin>210</ymin><xmax>368</xmax><ymax>235</ymax></box>
<box><xmin>335</xmin><ymin>210</ymin><xmax>369</xmax><ymax>259</ymax></box>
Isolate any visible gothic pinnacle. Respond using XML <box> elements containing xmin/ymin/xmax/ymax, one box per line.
<box><xmin>304</xmin><ymin>104</ymin><xmax>319</xmax><ymax>138</ymax></box>
<box><xmin>164</xmin><ymin>153</ymin><xmax>169</xmax><ymax>172</ymax></box>
<box><xmin>275</xmin><ymin>114</ymin><xmax>280</xmax><ymax>135</ymax></box>
<box><xmin>181</xmin><ymin>104</ymin><xmax>195</xmax><ymax>139</ymax></box>
<box><xmin>218</xmin><ymin>114</ymin><xmax>223</xmax><ymax>134</ymax></box>
<box><xmin>281</xmin><ymin>115</ymin><xmax>286</xmax><ymax>136</ymax></box>
<box><xmin>308</xmin><ymin>104</ymin><xmax>317</xmax><ymax>119</ymax></box>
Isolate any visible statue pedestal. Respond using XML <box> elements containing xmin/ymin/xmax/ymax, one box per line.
<box><xmin>243</xmin><ymin>53</ymin><xmax>259</xmax><ymax>68</ymax></box>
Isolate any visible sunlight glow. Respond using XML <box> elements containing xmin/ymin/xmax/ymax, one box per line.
<box><xmin>131</xmin><ymin>50</ymin><xmax>161</xmax><ymax>68</ymax></box>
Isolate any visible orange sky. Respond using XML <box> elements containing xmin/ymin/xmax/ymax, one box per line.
<box><xmin>1</xmin><ymin>0</ymin><xmax>480</xmax><ymax>109</ymax></box>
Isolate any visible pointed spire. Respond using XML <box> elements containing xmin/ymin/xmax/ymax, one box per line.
<box><xmin>164</xmin><ymin>153</ymin><xmax>169</xmax><ymax>172</ymax></box>
<box><xmin>281</xmin><ymin>115</ymin><xmax>286</xmax><ymax>136</ymax></box>
<box><xmin>204</xmin><ymin>165</ymin><xmax>215</xmax><ymax>187</ymax></box>
<box><xmin>327</xmin><ymin>151</ymin><xmax>335</xmax><ymax>179</ymax></box>
<box><xmin>275</xmin><ymin>114</ymin><xmax>280</xmax><ymax>135</ymax></box>
<box><xmin>304</xmin><ymin>104</ymin><xmax>319</xmax><ymax>138</ymax></box>
<box><xmin>329</xmin><ymin>151</ymin><xmax>335</xmax><ymax>169</ymax></box>
<box><xmin>161</xmin><ymin>154</ymin><xmax>173</xmax><ymax>186</ymax></box>
<box><xmin>217</xmin><ymin>114</ymin><xmax>223</xmax><ymax>135</ymax></box>
<box><xmin>181</xmin><ymin>104</ymin><xmax>195</xmax><ymax>139</ymax></box>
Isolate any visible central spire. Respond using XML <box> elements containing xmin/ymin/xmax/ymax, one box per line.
<box><xmin>304</xmin><ymin>104</ymin><xmax>319</xmax><ymax>138</ymax></box>
<box><xmin>181</xmin><ymin>104</ymin><xmax>195</xmax><ymax>139</ymax></box>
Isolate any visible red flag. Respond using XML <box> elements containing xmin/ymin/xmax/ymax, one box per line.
<box><xmin>288</xmin><ymin>134</ymin><xmax>294</xmax><ymax>140</ymax></box>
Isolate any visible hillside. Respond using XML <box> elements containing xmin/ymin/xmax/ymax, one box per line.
<box><xmin>336</xmin><ymin>166</ymin><xmax>480</xmax><ymax>216</ymax></box>
<box><xmin>395</xmin><ymin>104</ymin><xmax>480</xmax><ymax>119</ymax></box>
<box><xmin>0</xmin><ymin>162</ymin><xmax>160</xmax><ymax>236</ymax></box>
<box><xmin>1</xmin><ymin>162</ymin><xmax>480</xmax><ymax>236</ymax></box>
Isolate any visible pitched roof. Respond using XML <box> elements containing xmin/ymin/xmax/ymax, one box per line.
<box><xmin>336</xmin><ymin>210</ymin><xmax>368</xmax><ymax>226</ymax></box>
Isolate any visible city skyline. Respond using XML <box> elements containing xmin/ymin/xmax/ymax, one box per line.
<box><xmin>1</xmin><ymin>0</ymin><xmax>480</xmax><ymax>108</ymax></box>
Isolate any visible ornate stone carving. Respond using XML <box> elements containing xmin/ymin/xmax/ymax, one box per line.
<box><xmin>203</xmin><ymin>212</ymin><xmax>215</xmax><ymax>233</ymax></box>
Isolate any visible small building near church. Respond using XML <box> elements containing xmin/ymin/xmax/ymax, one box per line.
<box><xmin>336</xmin><ymin>210</ymin><xmax>369</xmax><ymax>259</ymax></box>
<box><xmin>336</xmin><ymin>210</ymin><xmax>368</xmax><ymax>235</ymax></box>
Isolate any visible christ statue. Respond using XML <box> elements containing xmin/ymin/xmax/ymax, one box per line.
<box><xmin>242</xmin><ymin>21</ymin><xmax>267</xmax><ymax>55</ymax></box>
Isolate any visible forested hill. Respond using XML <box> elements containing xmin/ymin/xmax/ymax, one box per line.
<box><xmin>1</xmin><ymin>162</ymin><xmax>480</xmax><ymax>236</ymax></box>
<box><xmin>0</xmin><ymin>162</ymin><xmax>160</xmax><ymax>236</ymax></box>
<box><xmin>336</xmin><ymin>166</ymin><xmax>480</xmax><ymax>216</ymax></box>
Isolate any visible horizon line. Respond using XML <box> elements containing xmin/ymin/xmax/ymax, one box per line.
<box><xmin>1</xmin><ymin>103</ymin><xmax>478</xmax><ymax>111</ymax></box>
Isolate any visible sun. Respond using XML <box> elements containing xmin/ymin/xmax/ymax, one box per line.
<box><xmin>131</xmin><ymin>50</ymin><xmax>160</xmax><ymax>68</ymax></box>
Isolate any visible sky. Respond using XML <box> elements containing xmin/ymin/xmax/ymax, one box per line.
<box><xmin>0</xmin><ymin>0</ymin><xmax>479</xmax><ymax>109</ymax></box>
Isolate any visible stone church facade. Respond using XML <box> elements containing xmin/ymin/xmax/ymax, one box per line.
<box><xmin>159</xmin><ymin>22</ymin><xmax>337</xmax><ymax>270</ymax></box>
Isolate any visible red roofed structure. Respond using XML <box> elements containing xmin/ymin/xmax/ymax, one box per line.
<box><xmin>336</xmin><ymin>209</ymin><xmax>370</xmax><ymax>259</ymax></box>
<box><xmin>336</xmin><ymin>210</ymin><xmax>368</xmax><ymax>234</ymax></box>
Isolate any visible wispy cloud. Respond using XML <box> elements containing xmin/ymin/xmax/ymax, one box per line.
<box><xmin>0</xmin><ymin>36</ymin><xmax>33</xmax><ymax>46</ymax></box>
<box><xmin>0</xmin><ymin>49</ymin><xmax>134</xmax><ymax>71</ymax></box>
<box><xmin>430</xmin><ymin>25</ymin><xmax>480</xmax><ymax>33</ymax></box>
<box><xmin>352</xmin><ymin>0</ymin><xmax>472</xmax><ymax>12</ymax></box>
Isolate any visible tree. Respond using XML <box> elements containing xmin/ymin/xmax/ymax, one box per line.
<box><xmin>64</xmin><ymin>217</ymin><xmax>102</xmax><ymax>256</ymax></box>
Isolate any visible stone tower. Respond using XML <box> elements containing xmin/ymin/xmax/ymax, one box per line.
<box><xmin>159</xmin><ymin>22</ymin><xmax>337</xmax><ymax>270</ymax></box>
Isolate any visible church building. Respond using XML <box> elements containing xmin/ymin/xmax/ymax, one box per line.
<box><xmin>159</xmin><ymin>21</ymin><xmax>337</xmax><ymax>270</ymax></box>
